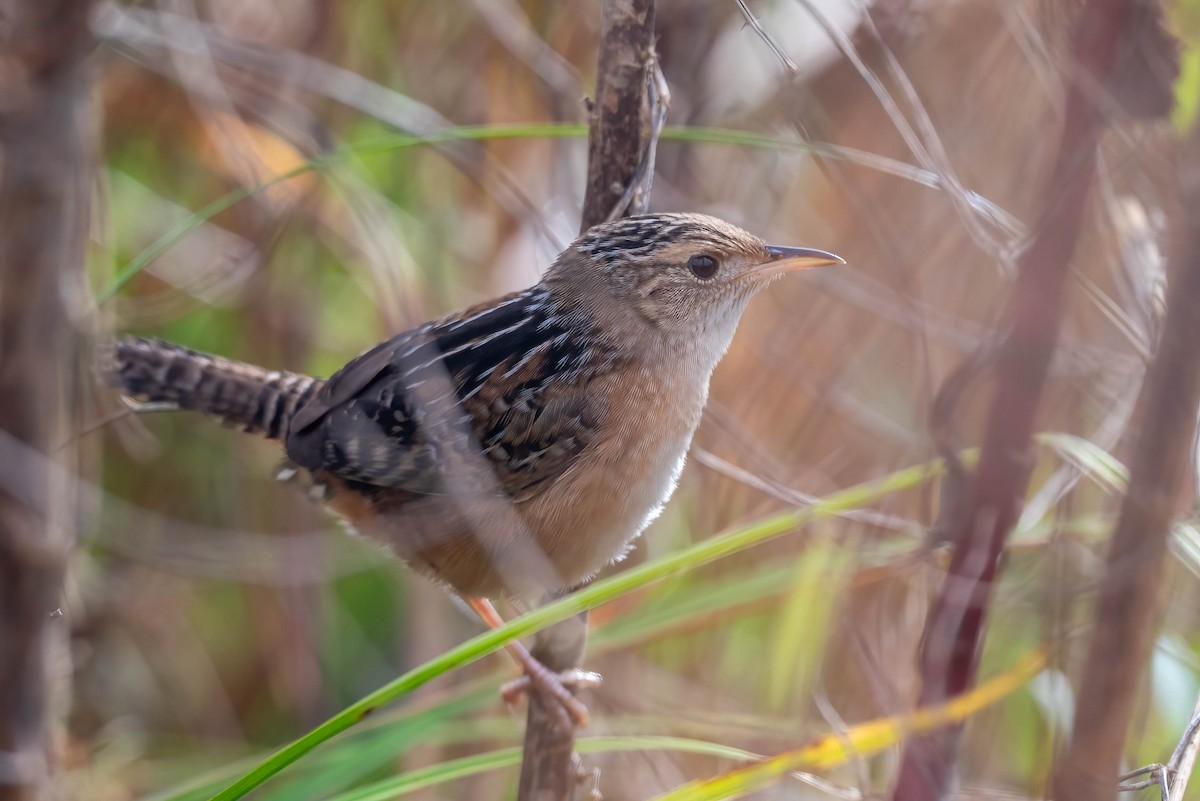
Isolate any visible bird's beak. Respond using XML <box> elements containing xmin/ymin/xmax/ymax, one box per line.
<box><xmin>749</xmin><ymin>245</ymin><xmax>845</xmax><ymax>280</ymax></box>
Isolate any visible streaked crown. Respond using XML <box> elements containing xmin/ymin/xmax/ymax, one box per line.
<box><xmin>574</xmin><ymin>213</ymin><xmax>767</xmax><ymax>267</ymax></box>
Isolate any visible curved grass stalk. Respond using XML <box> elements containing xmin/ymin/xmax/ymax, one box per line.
<box><xmin>650</xmin><ymin>650</ymin><xmax>1045</xmax><ymax>801</ymax></box>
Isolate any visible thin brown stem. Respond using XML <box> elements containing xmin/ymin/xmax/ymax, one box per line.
<box><xmin>891</xmin><ymin>2</ymin><xmax>1136</xmax><ymax>798</ymax></box>
<box><xmin>1053</xmin><ymin>126</ymin><xmax>1200</xmax><ymax>801</ymax></box>
<box><xmin>0</xmin><ymin>3</ymin><xmax>93</xmax><ymax>800</ymax></box>
<box><xmin>579</xmin><ymin>0</ymin><xmax>661</xmax><ymax>231</ymax></box>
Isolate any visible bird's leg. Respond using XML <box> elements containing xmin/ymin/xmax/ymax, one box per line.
<box><xmin>466</xmin><ymin>596</ymin><xmax>598</xmax><ymax>727</ymax></box>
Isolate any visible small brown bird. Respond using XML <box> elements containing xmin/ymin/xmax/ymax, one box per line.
<box><xmin>107</xmin><ymin>212</ymin><xmax>840</xmax><ymax>722</ymax></box>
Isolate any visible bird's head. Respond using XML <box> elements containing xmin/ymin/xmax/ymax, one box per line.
<box><xmin>546</xmin><ymin>212</ymin><xmax>842</xmax><ymax>355</ymax></box>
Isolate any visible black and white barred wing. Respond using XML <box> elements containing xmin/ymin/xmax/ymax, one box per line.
<box><xmin>284</xmin><ymin>288</ymin><xmax>612</xmax><ymax>501</ymax></box>
<box><xmin>284</xmin><ymin>328</ymin><xmax>441</xmax><ymax>492</ymax></box>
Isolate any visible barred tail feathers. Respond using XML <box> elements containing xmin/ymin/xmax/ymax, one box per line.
<box><xmin>106</xmin><ymin>338</ymin><xmax>322</xmax><ymax>441</ymax></box>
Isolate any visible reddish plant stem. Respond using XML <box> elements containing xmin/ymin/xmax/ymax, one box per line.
<box><xmin>1053</xmin><ymin>127</ymin><xmax>1200</xmax><ymax>801</ymax></box>
<box><xmin>891</xmin><ymin>2</ymin><xmax>1132</xmax><ymax>798</ymax></box>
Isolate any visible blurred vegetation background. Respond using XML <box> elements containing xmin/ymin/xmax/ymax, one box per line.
<box><xmin>76</xmin><ymin>1</ymin><xmax>1197</xmax><ymax>799</ymax></box>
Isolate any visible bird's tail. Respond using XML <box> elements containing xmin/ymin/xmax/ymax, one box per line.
<box><xmin>103</xmin><ymin>337</ymin><xmax>323</xmax><ymax>441</ymax></box>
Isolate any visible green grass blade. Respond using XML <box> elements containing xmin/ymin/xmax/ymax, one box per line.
<box><xmin>765</xmin><ymin>530</ymin><xmax>852</xmax><ymax>709</ymax></box>
<box><xmin>588</xmin><ymin>561</ymin><xmax>804</xmax><ymax>653</ymax></box>
<box><xmin>97</xmin><ymin>178</ymin><xmax>269</xmax><ymax>304</ymax></box>
<box><xmin>1035</xmin><ymin>432</ymin><xmax>1129</xmax><ymax>493</ymax></box>
<box><xmin>146</xmin><ymin>684</ymin><xmax>501</xmax><ymax>801</ymax></box>
<box><xmin>254</xmin><ymin>685</ymin><xmax>502</xmax><ymax>801</ymax></box>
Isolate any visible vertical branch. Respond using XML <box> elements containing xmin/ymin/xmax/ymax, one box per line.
<box><xmin>1053</xmin><ymin>127</ymin><xmax>1200</xmax><ymax>801</ymax></box>
<box><xmin>891</xmin><ymin>2</ymin><xmax>1134</xmax><ymax>798</ymax></box>
<box><xmin>0</xmin><ymin>2</ymin><xmax>93</xmax><ymax>800</ymax></box>
<box><xmin>518</xmin><ymin>1</ymin><xmax>662</xmax><ymax>799</ymax></box>
<box><xmin>516</xmin><ymin>609</ymin><xmax>589</xmax><ymax>801</ymax></box>
<box><xmin>579</xmin><ymin>0</ymin><xmax>662</xmax><ymax>231</ymax></box>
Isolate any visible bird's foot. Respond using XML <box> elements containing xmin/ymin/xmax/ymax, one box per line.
<box><xmin>500</xmin><ymin>652</ymin><xmax>601</xmax><ymax>728</ymax></box>
<box><xmin>465</xmin><ymin>596</ymin><xmax>598</xmax><ymax>727</ymax></box>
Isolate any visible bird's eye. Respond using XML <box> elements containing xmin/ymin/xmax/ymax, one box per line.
<box><xmin>688</xmin><ymin>254</ymin><xmax>719</xmax><ymax>280</ymax></box>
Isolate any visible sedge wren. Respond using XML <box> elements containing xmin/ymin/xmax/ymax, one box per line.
<box><xmin>107</xmin><ymin>212</ymin><xmax>841</xmax><ymax>723</ymax></box>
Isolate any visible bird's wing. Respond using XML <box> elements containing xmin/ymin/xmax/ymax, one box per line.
<box><xmin>284</xmin><ymin>288</ymin><xmax>614</xmax><ymax>501</ymax></box>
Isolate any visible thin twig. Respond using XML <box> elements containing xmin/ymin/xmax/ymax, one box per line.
<box><xmin>470</xmin><ymin>0</ymin><xmax>583</xmax><ymax>99</ymax></box>
<box><xmin>734</xmin><ymin>0</ymin><xmax>798</xmax><ymax>74</ymax></box>
<box><xmin>1167</xmin><ymin>700</ymin><xmax>1200</xmax><ymax>801</ymax></box>
<box><xmin>692</xmin><ymin>448</ymin><xmax>915</xmax><ymax>532</ymax></box>
<box><xmin>795</xmin><ymin>0</ymin><xmax>1017</xmax><ymax>271</ymax></box>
